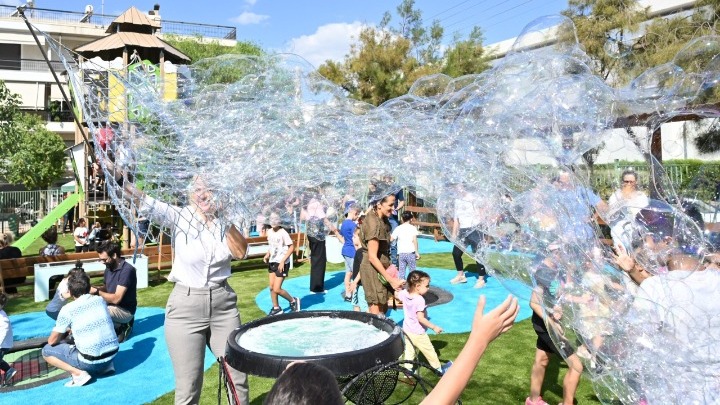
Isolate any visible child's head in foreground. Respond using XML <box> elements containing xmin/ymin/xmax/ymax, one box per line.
<box><xmin>264</xmin><ymin>361</ymin><xmax>343</xmax><ymax>405</ymax></box>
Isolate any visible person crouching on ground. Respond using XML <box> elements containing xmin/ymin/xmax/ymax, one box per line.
<box><xmin>91</xmin><ymin>241</ymin><xmax>137</xmax><ymax>343</ymax></box>
<box><xmin>42</xmin><ymin>270</ymin><xmax>118</xmax><ymax>387</ymax></box>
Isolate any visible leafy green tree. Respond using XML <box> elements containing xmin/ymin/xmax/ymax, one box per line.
<box><xmin>2</xmin><ymin>112</ymin><xmax>67</xmax><ymax>190</ymax></box>
<box><xmin>164</xmin><ymin>35</ymin><xmax>263</xmax><ymax>63</ymax></box>
<box><xmin>318</xmin><ymin>0</ymin><xmax>490</xmax><ymax>105</ymax></box>
<box><xmin>347</xmin><ymin>27</ymin><xmax>420</xmax><ymax>105</ymax></box>
<box><xmin>164</xmin><ymin>36</ymin><xmax>266</xmax><ymax>85</ymax></box>
<box><xmin>562</xmin><ymin>0</ymin><xmax>648</xmax><ymax>83</ymax></box>
<box><xmin>0</xmin><ymin>79</ymin><xmax>20</xmax><ymax>124</ymax></box>
<box><xmin>442</xmin><ymin>27</ymin><xmax>491</xmax><ymax>77</ymax></box>
<box><xmin>384</xmin><ymin>0</ymin><xmax>444</xmax><ymax>65</ymax></box>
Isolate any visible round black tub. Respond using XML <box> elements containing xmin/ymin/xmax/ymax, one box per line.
<box><xmin>226</xmin><ymin>310</ymin><xmax>403</xmax><ymax>378</ymax></box>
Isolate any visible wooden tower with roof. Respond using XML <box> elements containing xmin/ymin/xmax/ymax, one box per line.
<box><xmin>72</xmin><ymin>6</ymin><xmax>191</xmax><ymax>245</ymax></box>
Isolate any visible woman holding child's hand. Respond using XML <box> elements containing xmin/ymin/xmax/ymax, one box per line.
<box><xmin>359</xmin><ymin>193</ymin><xmax>406</xmax><ymax>315</ymax></box>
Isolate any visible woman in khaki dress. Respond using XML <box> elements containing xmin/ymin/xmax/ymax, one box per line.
<box><xmin>359</xmin><ymin>194</ymin><xmax>405</xmax><ymax>315</ymax></box>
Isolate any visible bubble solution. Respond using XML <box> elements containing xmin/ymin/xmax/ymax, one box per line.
<box><xmin>237</xmin><ymin>316</ymin><xmax>391</xmax><ymax>357</ymax></box>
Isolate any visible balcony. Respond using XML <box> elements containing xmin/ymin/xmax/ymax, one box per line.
<box><xmin>0</xmin><ymin>58</ymin><xmax>65</xmax><ymax>72</ymax></box>
<box><xmin>23</xmin><ymin>108</ymin><xmax>74</xmax><ymax>123</ymax></box>
<box><xmin>0</xmin><ymin>5</ymin><xmax>237</xmax><ymax>40</ymax></box>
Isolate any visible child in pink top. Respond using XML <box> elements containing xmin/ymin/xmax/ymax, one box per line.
<box><xmin>396</xmin><ymin>270</ymin><xmax>452</xmax><ymax>375</ymax></box>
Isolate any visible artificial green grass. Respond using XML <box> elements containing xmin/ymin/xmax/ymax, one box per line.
<box><xmin>20</xmin><ymin>232</ymin><xmax>77</xmax><ymax>256</ymax></box>
<box><xmin>5</xmin><ymin>250</ymin><xmax>602</xmax><ymax>404</ymax></box>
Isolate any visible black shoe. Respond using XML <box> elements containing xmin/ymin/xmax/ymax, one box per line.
<box><xmin>268</xmin><ymin>307</ymin><xmax>283</xmax><ymax>316</ymax></box>
<box><xmin>117</xmin><ymin>320</ymin><xmax>133</xmax><ymax>343</ymax></box>
<box><xmin>344</xmin><ymin>295</ymin><xmax>352</xmax><ymax>302</ymax></box>
<box><xmin>289</xmin><ymin>297</ymin><xmax>301</xmax><ymax>312</ymax></box>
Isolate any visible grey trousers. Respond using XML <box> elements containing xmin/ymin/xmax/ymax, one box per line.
<box><xmin>165</xmin><ymin>282</ymin><xmax>249</xmax><ymax>405</ymax></box>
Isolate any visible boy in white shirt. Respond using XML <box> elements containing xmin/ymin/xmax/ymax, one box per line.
<box><xmin>391</xmin><ymin>212</ymin><xmax>420</xmax><ymax>279</ymax></box>
<box><xmin>263</xmin><ymin>213</ymin><xmax>301</xmax><ymax>316</ymax></box>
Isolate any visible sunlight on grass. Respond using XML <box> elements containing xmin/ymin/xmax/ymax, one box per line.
<box><xmin>5</xmin><ymin>249</ymin><xmax>600</xmax><ymax>404</ymax></box>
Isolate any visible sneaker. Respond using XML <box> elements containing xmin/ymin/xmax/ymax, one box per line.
<box><xmin>576</xmin><ymin>345</ymin><xmax>591</xmax><ymax>360</ymax></box>
<box><xmin>117</xmin><ymin>321</ymin><xmax>133</xmax><ymax>343</ymax></box>
<box><xmin>4</xmin><ymin>367</ymin><xmax>16</xmax><ymax>385</ymax></box>
<box><xmin>268</xmin><ymin>307</ymin><xmax>283</xmax><ymax>316</ymax></box>
<box><xmin>525</xmin><ymin>396</ymin><xmax>550</xmax><ymax>405</ymax></box>
<box><xmin>289</xmin><ymin>297</ymin><xmax>301</xmax><ymax>312</ymax></box>
<box><xmin>344</xmin><ymin>295</ymin><xmax>352</xmax><ymax>302</ymax></box>
<box><xmin>64</xmin><ymin>371</ymin><xmax>91</xmax><ymax>387</ymax></box>
<box><xmin>440</xmin><ymin>361</ymin><xmax>453</xmax><ymax>375</ymax></box>
<box><xmin>450</xmin><ymin>275</ymin><xmax>467</xmax><ymax>284</ymax></box>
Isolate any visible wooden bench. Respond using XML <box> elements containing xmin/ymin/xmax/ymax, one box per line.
<box><xmin>0</xmin><ymin>232</ymin><xmax>307</xmax><ymax>293</ymax></box>
<box><xmin>0</xmin><ymin>245</ymin><xmax>172</xmax><ymax>294</ymax></box>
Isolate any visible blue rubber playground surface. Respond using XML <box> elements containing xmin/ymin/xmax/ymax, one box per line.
<box><xmin>254</xmin><ymin>268</ymin><xmax>532</xmax><ymax>334</ymax></box>
<box><xmin>6</xmin><ymin>307</ymin><xmax>215</xmax><ymax>403</ymax></box>
<box><xmin>5</xmin><ymin>237</ymin><xmax>531</xmax><ymax>402</ymax></box>
<box><xmin>256</xmin><ymin>235</ymin><xmax>532</xmax><ymax>333</ymax></box>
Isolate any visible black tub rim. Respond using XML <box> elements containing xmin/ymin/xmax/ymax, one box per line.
<box><xmin>225</xmin><ymin>310</ymin><xmax>403</xmax><ymax>378</ymax></box>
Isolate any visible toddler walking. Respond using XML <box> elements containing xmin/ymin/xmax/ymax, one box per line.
<box><xmin>397</xmin><ymin>271</ymin><xmax>452</xmax><ymax>375</ymax></box>
<box><xmin>391</xmin><ymin>212</ymin><xmax>420</xmax><ymax>279</ymax></box>
<box><xmin>0</xmin><ymin>293</ymin><xmax>16</xmax><ymax>386</ymax></box>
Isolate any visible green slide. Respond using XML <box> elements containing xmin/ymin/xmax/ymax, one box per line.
<box><xmin>12</xmin><ymin>193</ymin><xmax>83</xmax><ymax>251</ymax></box>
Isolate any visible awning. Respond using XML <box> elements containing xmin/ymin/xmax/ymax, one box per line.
<box><xmin>60</xmin><ymin>180</ymin><xmax>76</xmax><ymax>193</ymax></box>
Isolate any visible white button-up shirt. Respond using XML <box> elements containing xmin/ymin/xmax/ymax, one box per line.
<box><xmin>142</xmin><ymin>196</ymin><xmax>234</xmax><ymax>288</ymax></box>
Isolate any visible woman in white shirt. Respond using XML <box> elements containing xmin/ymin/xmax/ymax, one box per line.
<box><xmin>607</xmin><ymin>170</ymin><xmax>649</xmax><ymax>250</ymax></box>
<box><xmin>128</xmin><ymin>177</ymin><xmax>249</xmax><ymax>405</ymax></box>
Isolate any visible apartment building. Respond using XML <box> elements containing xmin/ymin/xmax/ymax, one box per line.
<box><xmin>0</xmin><ymin>2</ymin><xmax>237</xmax><ymax>233</ymax></box>
<box><xmin>0</xmin><ymin>2</ymin><xmax>237</xmax><ymax>183</ymax></box>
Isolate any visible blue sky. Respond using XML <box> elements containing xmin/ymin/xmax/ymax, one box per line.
<box><xmin>5</xmin><ymin>0</ymin><xmax>569</xmax><ymax>66</ymax></box>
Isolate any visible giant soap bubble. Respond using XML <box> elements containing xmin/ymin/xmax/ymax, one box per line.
<box><xmin>40</xmin><ymin>12</ymin><xmax>720</xmax><ymax>403</ymax></box>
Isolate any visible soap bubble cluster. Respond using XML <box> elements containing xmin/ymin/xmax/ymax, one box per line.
<box><xmin>43</xmin><ymin>13</ymin><xmax>720</xmax><ymax>403</ymax></box>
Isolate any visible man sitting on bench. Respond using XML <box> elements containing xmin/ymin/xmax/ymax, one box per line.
<box><xmin>91</xmin><ymin>241</ymin><xmax>137</xmax><ymax>343</ymax></box>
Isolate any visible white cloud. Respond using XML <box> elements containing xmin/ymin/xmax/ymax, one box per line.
<box><xmin>231</xmin><ymin>11</ymin><xmax>269</xmax><ymax>25</ymax></box>
<box><xmin>0</xmin><ymin>0</ymin><xmax>22</xmax><ymax>6</ymax></box>
<box><xmin>286</xmin><ymin>22</ymin><xmax>366</xmax><ymax>68</ymax></box>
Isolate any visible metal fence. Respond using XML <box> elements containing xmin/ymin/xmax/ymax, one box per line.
<box><xmin>0</xmin><ymin>5</ymin><xmax>236</xmax><ymax>40</ymax></box>
<box><xmin>0</xmin><ymin>189</ymin><xmax>64</xmax><ymax>221</ymax></box>
<box><xmin>0</xmin><ymin>58</ymin><xmax>65</xmax><ymax>72</ymax></box>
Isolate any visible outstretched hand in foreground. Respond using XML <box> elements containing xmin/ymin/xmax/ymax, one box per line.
<box><xmin>421</xmin><ymin>295</ymin><xmax>520</xmax><ymax>405</ymax></box>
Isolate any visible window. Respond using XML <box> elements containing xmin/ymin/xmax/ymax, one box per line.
<box><xmin>0</xmin><ymin>43</ymin><xmax>21</xmax><ymax>70</ymax></box>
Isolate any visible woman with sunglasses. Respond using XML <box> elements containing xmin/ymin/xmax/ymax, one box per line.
<box><xmin>607</xmin><ymin>169</ymin><xmax>649</xmax><ymax>250</ymax></box>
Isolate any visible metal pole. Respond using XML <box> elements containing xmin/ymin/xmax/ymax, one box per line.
<box><xmin>15</xmin><ymin>6</ymin><xmax>95</xmax><ymax>162</ymax></box>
